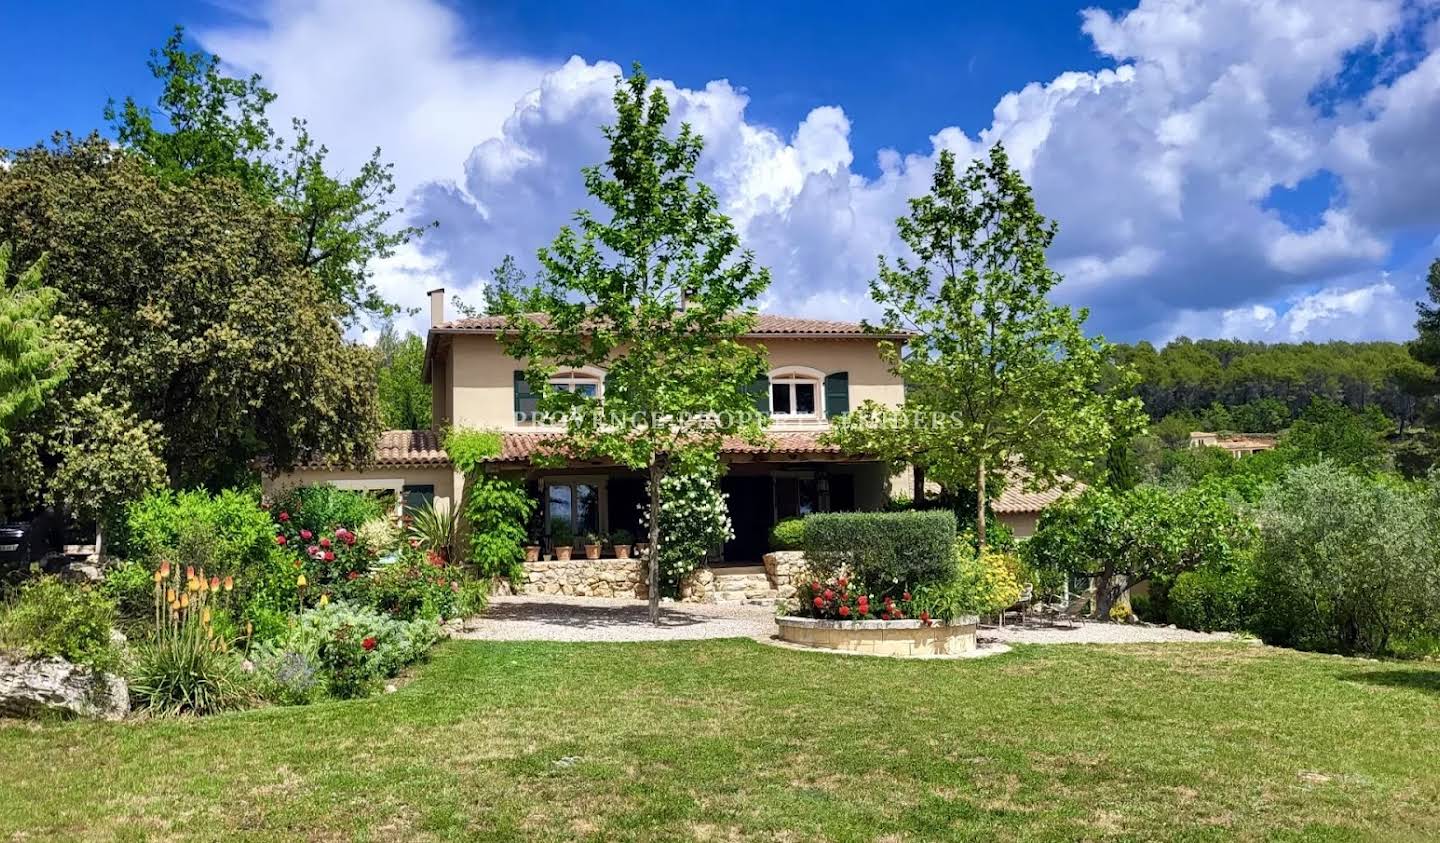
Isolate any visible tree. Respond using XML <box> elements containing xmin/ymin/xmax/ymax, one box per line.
<box><xmin>829</xmin><ymin>146</ymin><xmax>1144</xmax><ymax>545</ymax></box>
<box><xmin>0</xmin><ymin>135</ymin><xmax>381</xmax><ymax>489</ymax></box>
<box><xmin>1025</xmin><ymin>484</ymin><xmax>1253</xmax><ymax>620</ymax></box>
<box><xmin>106</xmin><ymin>27</ymin><xmax>425</xmax><ymax>323</ymax></box>
<box><xmin>1279</xmin><ymin>397</ymin><xmax>1389</xmax><ymax>473</ymax></box>
<box><xmin>492</xmin><ymin>66</ymin><xmax>769</xmax><ymax>623</ymax></box>
<box><xmin>0</xmin><ymin>243</ymin><xmax>70</xmax><ymax>447</ymax></box>
<box><xmin>375</xmin><ymin>325</ymin><xmax>431</xmax><ymax>430</ymax></box>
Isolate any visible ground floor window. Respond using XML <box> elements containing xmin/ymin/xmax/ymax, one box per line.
<box><xmin>401</xmin><ymin>484</ymin><xmax>435</xmax><ymax>514</ymax></box>
<box><xmin>545</xmin><ymin>480</ymin><xmax>601</xmax><ymax>543</ymax></box>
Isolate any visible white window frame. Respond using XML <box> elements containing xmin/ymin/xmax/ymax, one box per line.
<box><xmin>768</xmin><ymin>366</ymin><xmax>824</xmax><ymax>422</ymax></box>
<box><xmin>548</xmin><ymin>365</ymin><xmax>606</xmax><ymax>399</ymax></box>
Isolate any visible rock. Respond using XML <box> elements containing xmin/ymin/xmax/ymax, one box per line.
<box><xmin>384</xmin><ymin>683</ymin><xmax>398</xmax><ymax>694</ymax></box>
<box><xmin>61</xmin><ymin>561</ymin><xmax>103</xmax><ymax>582</ymax></box>
<box><xmin>0</xmin><ymin>653</ymin><xmax>128</xmax><ymax>721</ymax></box>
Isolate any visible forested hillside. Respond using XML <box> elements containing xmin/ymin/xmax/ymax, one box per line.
<box><xmin>1113</xmin><ymin>339</ymin><xmax>1428</xmax><ymax>432</ymax></box>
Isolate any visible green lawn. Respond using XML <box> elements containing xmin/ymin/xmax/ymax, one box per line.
<box><xmin>3</xmin><ymin>639</ymin><xmax>1439</xmax><ymax>842</ymax></box>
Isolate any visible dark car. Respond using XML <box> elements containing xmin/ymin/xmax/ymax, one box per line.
<box><xmin>0</xmin><ymin>510</ymin><xmax>66</xmax><ymax>582</ymax></box>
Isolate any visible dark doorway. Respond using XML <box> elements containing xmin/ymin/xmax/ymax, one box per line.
<box><xmin>607</xmin><ymin>476</ymin><xmax>647</xmax><ymax>542</ymax></box>
<box><xmin>722</xmin><ymin>475</ymin><xmax>772</xmax><ymax>563</ymax></box>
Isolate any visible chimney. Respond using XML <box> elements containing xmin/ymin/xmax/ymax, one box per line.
<box><xmin>428</xmin><ymin>287</ymin><xmax>445</xmax><ymax>328</ymax></box>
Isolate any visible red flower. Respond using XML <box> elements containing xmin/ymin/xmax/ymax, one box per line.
<box><xmin>300</xmin><ymin>529</ymin><xmax>313</xmax><ymax>541</ymax></box>
<box><xmin>838</xmin><ymin>605</ymin><xmax>851</xmax><ymax>618</ymax></box>
<box><xmin>347</xmin><ymin>570</ymin><xmax>360</xmax><ymax>581</ymax></box>
<box><xmin>278</xmin><ymin>512</ymin><xmax>290</xmax><ymax>523</ymax></box>
<box><xmin>810</xmin><ymin>581</ymin><xmax>821</xmax><ymax>592</ymax></box>
<box><xmin>902</xmin><ymin>592</ymin><xmax>912</xmax><ymax>602</ymax></box>
<box><xmin>822</xmin><ymin>589</ymin><xmax>835</xmax><ymax>601</ymax></box>
<box><xmin>275</xmin><ymin>534</ymin><xmax>287</xmax><ymax>546</ymax></box>
<box><xmin>323</xmin><ymin>550</ymin><xmax>335</xmax><ymax>562</ymax></box>
<box><xmin>881</xmin><ymin>611</ymin><xmax>892</xmax><ymax>620</ymax></box>
<box><xmin>837</xmin><ymin>578</ymin><xmax>848</xmax><ymax>589</ymax></box>
<box><xmin>361</xmin><ymin>637</ymin><xmax>377</xmax><ymax>651</ymax></box>
<box><xmin>920</xmin><ymin>611</ymin><xmax>932</xmax><ymax>627</ymax></box>
<box><xmin>813</xmin><ymin>596</ymin><xmax>824</xmax><ymax>609</ymax></box>
<box><xmin>320</xmin><ymin>537</ymin><xmax>332</xmax><ymax>549</ymax></box>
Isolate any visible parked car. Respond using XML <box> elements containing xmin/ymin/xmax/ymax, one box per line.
<box><xmin>0</xmin><ymin>510</ymin><xmax>66</xmax><ymax>582</ymax></box>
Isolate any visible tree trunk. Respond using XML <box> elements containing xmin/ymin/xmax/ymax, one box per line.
<box><xmin>912</xmin><ymin>464</ymin><xmax>926</xmax><ymax>507</ymax></box>
<box><xmin>646</xmin><ymin>459</ymin><xmax>662</xmax><ymax>625</ymax></box>
<box><xmin>1092</xmin><ymin>568</ymin><xmax>1123</xmax><ymax>620</ymax></box>
<box><xmin>976</xmin><ymin>456</ymin><xmax>987</xmax><ymax>549</ymax></box>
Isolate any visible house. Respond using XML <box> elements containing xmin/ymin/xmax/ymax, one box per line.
<box><xmin>1188</xmin><ymin>431</ymin><xmax>1278</xmax><ymax>458</ymax></box>
<box><xmin>265</xmin><ymin>289</ymin><xmax>1070</xmax><ymax>578</ymax></box>
<box><xmin>269</xmin><ymin>289</ymin><xmax>905</xmax><ymax>566</ymax></box>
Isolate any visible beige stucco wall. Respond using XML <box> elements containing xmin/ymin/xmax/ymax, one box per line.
<box><xmin>997</xmin><ymin>511</ymin><xmax>1040</xmax><ymax>538</ymax></box>
<box><xmin>443</xmin><ymin>333</ymin><xmax>906</xmax><ymax>432</ymax></box>
<box><xmin>261</xmin><ymin>466</ymin><xmax>460</xmax><ymax>515</ymax></box>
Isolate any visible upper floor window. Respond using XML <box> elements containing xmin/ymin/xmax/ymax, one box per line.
<box><xmin>767</xmin><ymin>366</ymin><xmax>827</xmax><ymax>421</ymax></box>
<box><xmin>550</xmin><ymin>369</ymin><xmax>603</xmax><ymax>398</ymax></box>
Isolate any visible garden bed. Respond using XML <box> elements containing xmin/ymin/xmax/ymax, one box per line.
<box><xmin>776</xmin><ymin>614</ymin><xmax>979</xmax><ymax>657</ymax></box>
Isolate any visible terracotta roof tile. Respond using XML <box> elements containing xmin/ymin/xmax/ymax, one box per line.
<box><xmin>374</xmin><ymin>429</ymin><xmax>448</xmax><ymax>466</ymax></box>
<box><xmin>991</xmin><ymin>470</ymin><xmax>1085</xmax><ymax>513</ymax></box>
<box><xmin>435</xmin><ymin>312</ymin><xmax>907</xmax><ymax>338</ymax></box>
<box><xmin>480</xmin><ymin>430</ymin><xmax>848</xmax><ymax>463</ymax></box>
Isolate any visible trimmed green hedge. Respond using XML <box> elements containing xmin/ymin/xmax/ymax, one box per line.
<box><xmin>802</xmin><ymin>510</ymin><xmax>957</xmax><ymax>596</ymax></box>
<box><xmin>769</xmin><ymin>518</ymin><xmax>804</xmax><ymax>551</ymax></box>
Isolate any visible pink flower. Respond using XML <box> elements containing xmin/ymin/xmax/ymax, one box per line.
<box><xmin>275</xmin><ymin>535</ymin><xmax>287</xmax><ymax>546</ymax></box>
<box><xmin>278</xmin><ymin>512</ymin><xmax>290</xmax><ymax>523</ymax></box>
<box><xmin>300</xmin><ymin>529</ymin><xmax>313</xmax><ymax>541</ymax></box>
<box><xmin>307</xmin><ymin>545</ymin><xmax>320</xmax><ymax>557</ymax></box>
<box><xmin>323</xmin><ymin>551</ymin><xmax>335</xmax><ymax>562</ymax></box>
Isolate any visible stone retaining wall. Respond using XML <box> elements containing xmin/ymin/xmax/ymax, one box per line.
<box><xmin>518</xmin><ymin>557</ymin><xmax>648</xmax><ymax>599</ymax></box>
<box><xmin>762</xmin><ymin>550</ymin><xmax>807</xmax><ymax>598</ymax></box>
<box><xmin>776</xmin><ymin>615</ymin><xmax>979</xmax><ymax>657</ymax></box>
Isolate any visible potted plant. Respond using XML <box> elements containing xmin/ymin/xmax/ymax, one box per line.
<box><xmin>582</xmin><ymin>531</ymin><xmax>602</xmax><ymax>560</ymax></box>
<box><xmin>610</xmin><ymin>529</ymin><xmax>634</xmax><ymax>559</ymax></box>
<box><xmin>524</xmin><ymin>528</ymin><xmax>541</xmax><ymax>563</ymax></box>
<box><xmin>551</xmin><ymin>522</ymin><xmax>574</xmax><ymax>561</ymax></box>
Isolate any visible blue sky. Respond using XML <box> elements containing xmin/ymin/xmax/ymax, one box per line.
<box><xmin>4</xmin><ymin>0</ymin><xmax>1439</xmax><ymax>343</ymax></box>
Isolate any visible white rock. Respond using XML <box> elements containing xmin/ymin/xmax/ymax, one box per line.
<box><xmin>0</xmin><ymin>654</ymin><xmax>128</xmax><ymax>721</ymax></box>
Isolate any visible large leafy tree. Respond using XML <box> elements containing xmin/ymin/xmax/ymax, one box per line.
<box><xmin>830</xmin><ymin>146</ymin><xmax>1143</xmax><ymax>544</ymax></box>
<box><xmin>375</xmin><ymin>325</ymin><xmax>432</xmax><ymax>430</ymax></box>
<box><xmin>106</xmin><ymin>27</ymin><xmax>425</xmax><ymax>323</ymax></box>
<box><xmin>1026</xmin><ymin>484</ymin><xmax>1253</xmax><ymax>619</ymax></box>
<box><xmin>0</xmin><ymin>244</ymin><xmax>70</xmax><ymax>447</ymax></box>
<box><xmin>492</xmin><ymin>66</ymin><xmax>769</xmax><ymax>623</ymax></box>
<box><xmin>0</xmin><ymin>135</ymin><xmax>381</xmax><ymax>490</ymax></box>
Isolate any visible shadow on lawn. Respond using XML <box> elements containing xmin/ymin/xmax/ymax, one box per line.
<box><xmin>481</xmin><ymin>600</ymin><xmax>709</xmax><ymax>629</ymax></box>
<box><xmin>1340</xmin><ymin>670</ymin><xmax>1440</xmax><ymax>696</ymax></box>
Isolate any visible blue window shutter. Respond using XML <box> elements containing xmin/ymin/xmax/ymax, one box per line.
<box><xmin>824</xmin><ymin>372</ymin><xmax>850</xmax><ymax>418</ymax></box>
<box><xmin>514</xmin><ymin>371</ymin><xmax>538</xmax><ymax>422</ymax></box>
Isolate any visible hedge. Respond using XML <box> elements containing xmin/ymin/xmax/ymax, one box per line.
<box><xmin>802</xmin><ymin>510</ymin><xmax>957</xmax><ymax>596</ymax></box>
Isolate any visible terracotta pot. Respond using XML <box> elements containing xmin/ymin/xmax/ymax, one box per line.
<box><xmin>524</xmin><ymin>545</ymin><xmax>540</xmax><ymax>563</ymax></box>
<box><xmin>613</xmin><ymin>544</ymin><xmax>631</xmax><ymax>559</ymax></box>
<box><xmin>583</xmin><ymin>544</ymin><xmax>601</xmax><ymax>560</ymax></box>
<box><xmin>554</xmin><ymin>546</ymin><xmax>573</xmax><ymax>561</ymax></box>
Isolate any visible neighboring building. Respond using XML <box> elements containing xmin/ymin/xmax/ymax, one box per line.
<box><xmin>992</xmin><ymin>480</ymin><xmax>1080</xmax><ymax>539</ymax></box>
<box><xmin>1188</xmin><ymin>431</ymin><xmax>1279</xmax><ymax>458</ymax></box>
<box><xmin>269</xmin><ymin>290</ymin><xmax>904</xmax><ymax>565</ymax></box>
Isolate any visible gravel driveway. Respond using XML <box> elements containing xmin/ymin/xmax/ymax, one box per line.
<box><xmin>456</xmin><ymin>595</ymin><xmax>1242</xmax><ymax>646</ymax></box>
<box><xmin>453</xmin><ymin>595</ymin><xmax>777</xmax><ymax>642</ymax></box>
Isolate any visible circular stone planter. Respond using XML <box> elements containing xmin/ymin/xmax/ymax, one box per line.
<box><xmin>776</xmin><ymin>615</ymin><xmax>979</xmax><ymax>658</ymax></box>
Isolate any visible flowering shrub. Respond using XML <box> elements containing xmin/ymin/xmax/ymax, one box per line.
<box><xmin>640</xmin><ymin>467</ymin><xmax>733</xmax><ymax>596</ymax></box>
<box><xmin>252</xmin><ymin>601</ymin><xmax>440</xmax><ymax>701</ymax></box>
<box><xmin>272</xmin><ymin>507</ymin><xmax>373</xmax><ymax>598</ymax></box>
<box><xmin>911</xmin><ymin>546</ymin><xmax>1023</xmax><ymax>622</ymax></box>
<box><xmin>794</xmin><ymin>576</ymin><xmax>920</xmax><ymax>623</ymax></box>
<box><xmin>358</xmin><ymin>549</ymin><xmax>488</xmax><ymax>621</ymax></box>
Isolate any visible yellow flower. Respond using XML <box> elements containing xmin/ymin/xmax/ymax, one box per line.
<box><xmin>166</xmin><ymin>588</ymin><xmax>176</xmax><ymax>603</ymax></box>
<box><xmin>296</xmin><ymin>574</ymin><xmax>308</xmax><ymax>588</ymax></box>
<box><xmin>152</xmin><ymin>570</ymin><xmax>164</xmax><ymax>584</ymax></box>
<box><xmin>180</xmin><ymin>594</ymin><xmax>190</xmax><ymax>608</ymax></box>
<box><xmin>202</xmin><ymin>608</ymin><xmax>212</xmax><ymax>625</ymax></box>
<box><xmin>318</xmin><ymin>594</ymin><xmax>330</xmax><ymax>607</ymax></box>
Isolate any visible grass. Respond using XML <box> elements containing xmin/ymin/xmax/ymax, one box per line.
<box><xmin>3</xmin><ymin>640</ymin><xmax>1440</xmax><ymax>841</ymax></box>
